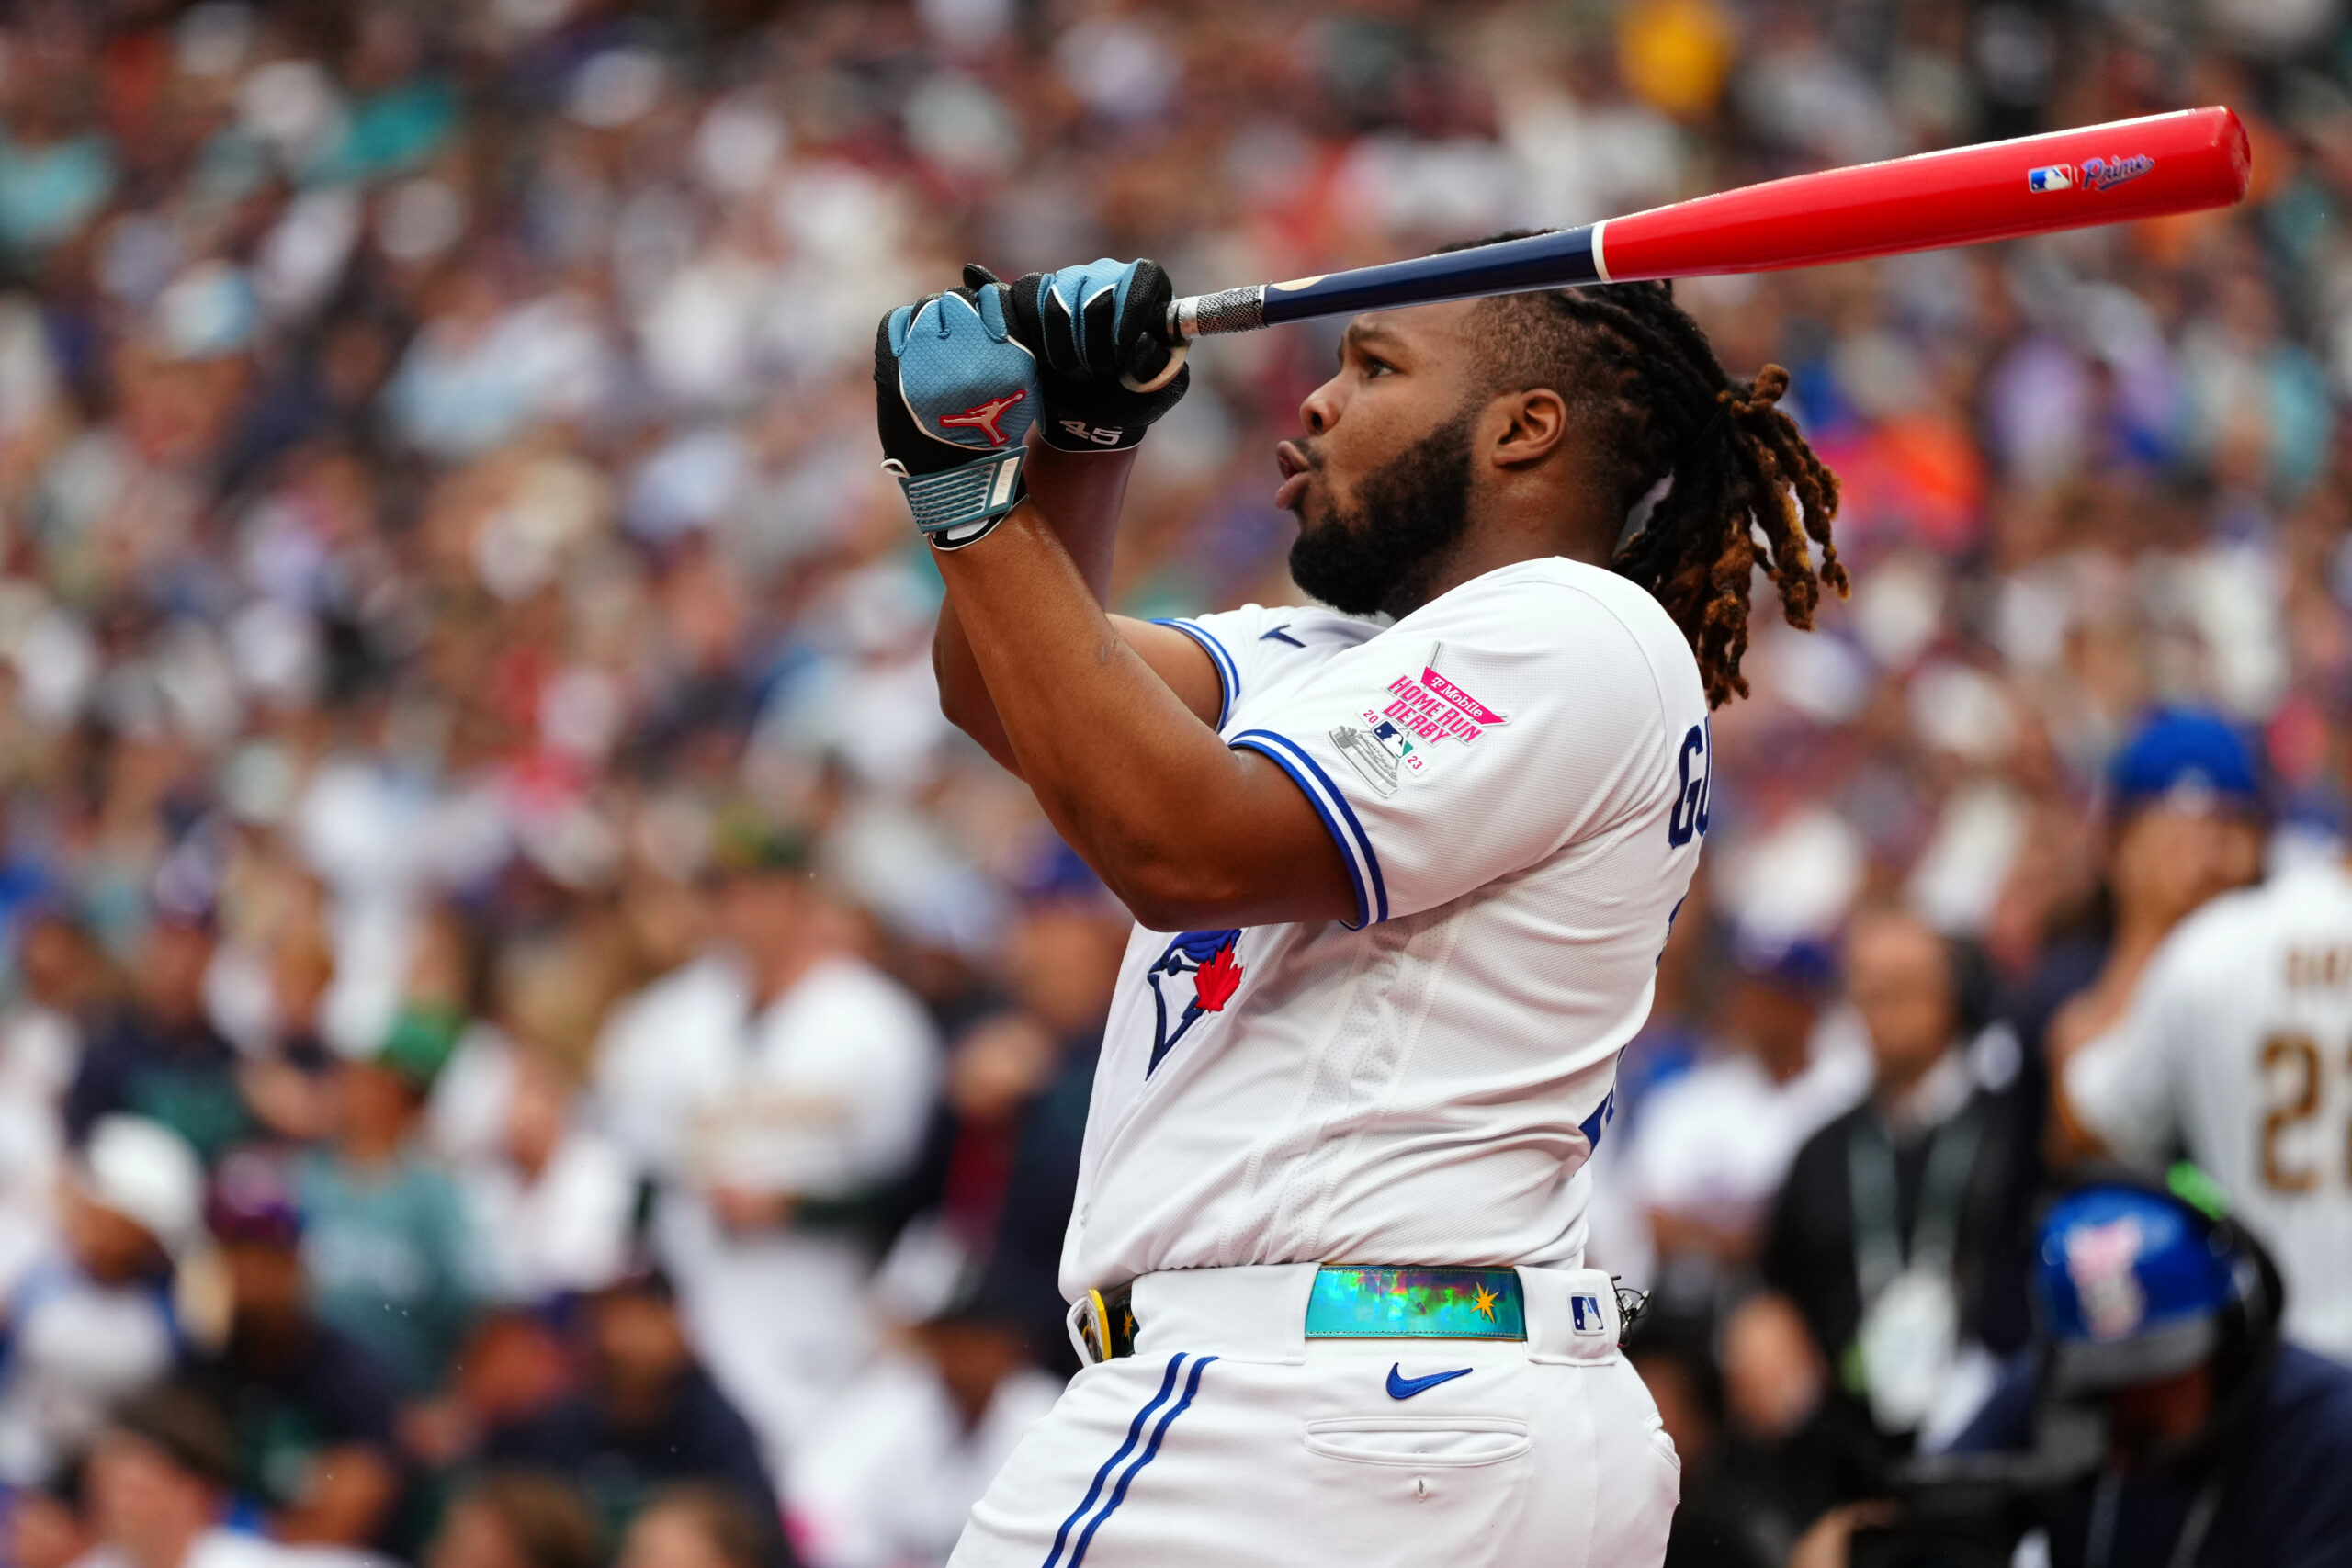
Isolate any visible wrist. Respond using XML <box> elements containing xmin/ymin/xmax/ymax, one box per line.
<box><xmin>1040</xmin><ymin>412</ymin><xmax>1147</xmax><ymax>452</ymax></box>
<box><xmin>886</xmin><ymin>445</ymin><xmax>1029</xmax><ymax>550</ymax></box>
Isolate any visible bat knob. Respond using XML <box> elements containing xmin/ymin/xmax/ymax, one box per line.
<box><xmin>1120</xmin><ymin>341</ymin><xmax>1187</xmax><ymax>394</ymax></box>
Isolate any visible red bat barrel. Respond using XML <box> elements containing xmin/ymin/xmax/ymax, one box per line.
<box><xmin>1596</xmin><ymin>107</ymin><xmax>2249</xmax><ymax>282</ymax></box>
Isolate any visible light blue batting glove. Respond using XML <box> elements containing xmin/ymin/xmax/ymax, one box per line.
<box><xmin>874</xmin><ymin>284</ymin><xmax>1044</xmax><ymax>550</ymax></box>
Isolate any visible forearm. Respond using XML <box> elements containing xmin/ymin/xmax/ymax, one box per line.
<box><xmin>934</xmin><ymin>442</ymin><xmax>1136</xmax><ymax>771</ymax></box>
<box><xmin>936</xmin><ymin>506</ymin><xmax>1340</xmax><ymax>928</ymax></box>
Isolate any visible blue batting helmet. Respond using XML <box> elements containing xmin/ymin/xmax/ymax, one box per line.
<box><xmin>2034</xmin><ymin>1182</ymin><xmax>2243</xmax><ymax>1393</ymax></box>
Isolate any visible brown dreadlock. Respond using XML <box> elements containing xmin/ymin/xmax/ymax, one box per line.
<box><xmin>1453</xmin><ymin>239</ymin><xmax>1847</xmax><ymax>707</ymax></box>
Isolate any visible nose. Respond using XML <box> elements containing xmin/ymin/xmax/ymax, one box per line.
<box><xmin>1299</xmin><ymin>370</ymin><xmax>1344</xmax><ymax>437</ymax></box>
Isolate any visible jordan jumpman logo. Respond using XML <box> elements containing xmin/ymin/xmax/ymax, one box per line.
<box><xmin>938</xmin><ymin>389</ymin><xmax>1027</xmax><ymax>446</ymax></box>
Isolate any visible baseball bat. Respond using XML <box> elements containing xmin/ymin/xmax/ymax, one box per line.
<box><xmin>1129</xmin><ymin>107</ymin><xmax>2247</xmax><ymax>389</ymax></box>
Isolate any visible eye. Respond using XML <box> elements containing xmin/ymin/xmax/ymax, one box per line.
<box><xmin>1363</xmin><ymin>355</ymin><xmax>1396</xmax><ymax>378</ymax></box>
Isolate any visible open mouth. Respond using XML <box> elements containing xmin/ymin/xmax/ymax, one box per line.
<box><xmin>1274</xmin><ymin>441</ymin><xmax>1311</xmax><ymax>513</ymax></box>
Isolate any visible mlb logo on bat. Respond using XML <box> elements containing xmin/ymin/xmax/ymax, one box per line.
<box><xmin>2028</xmin><ymin>154</ymin><xmax>2152</xmax><ymax>196</ymax></box>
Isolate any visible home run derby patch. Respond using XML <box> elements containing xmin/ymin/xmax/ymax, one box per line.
<box><xmin>1331</xmin><ymin>644</ymin><xmax>1508</xmax><ymax>797</ymax></box>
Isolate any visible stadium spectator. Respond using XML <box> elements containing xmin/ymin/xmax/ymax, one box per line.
<box><xmin>1945</xmin><ymin>1181</ymin><xmax>2352</xmax><ymax>1567</ymax></box>
<box><xmin>1628</xmin><ymin>1322</ymin><xmax>1768</xmax><ymax>1568</ymax></box>
<box><xmin>1624</xmin><ymin>933</ymin><xmax>1867</xmax><ymax>1312</ymax></box>
<box><xmin>78</xmin><ymin>1382</ymin><xmax>266</xmax><ymax>1568</ymax></box>
<box><xmin>591</xmin><ymin>821</ymin><xmax>937</xmax><ymax>1465</ymax></box>
<box><xmin>483</xmin><ymin>1269</ymin><xmax>781</xmax><ymax>1555</ymax></box>
<box><xmin>1760</xmin><ymin>907</ymin><xmax>2040</xmax><ymax>1448</ymax></box>
<box><xmin>617</xmin><ymin>1484</ymin><xmax>778</xmax><ymax>1568</ymax></box>
<box><xmin>292</xmin><ymin>1006</ymin><xmax>480</xmax><ymax>1395</ymax></box>
<box><xmin>432</xmin><ymin>1034</ymin><xmax>635</xmax><ymax>1304</ymax></box>
<box><xmin>0</xmin><ymin>912</ymin><xmax>103</xmax><ymax>1289</ymax></box>
<box><xmin>424</xmin><ymin>1472</ymin><xmax>605</xmax><ymax>1568</ymax></box>
<box><xmin>181</xmin><ymin>1150</ymin><xmax>402</xmax><ymax>1550</ymax></box>
<box><xmin>787</xmin><ymin>1294</ymin><xmax>1059</xmax><ymax>1568</ymax></box>
<box><xmin>877</xmin><ymin>852</ymin><xmax>1124</xmax><ymax>1363</ymax></box>
<box><xmin>0</xmin><ymin>1116</ymin><xmax>200</xmax><ymax>1487</ymax></box>
<box><xmin>64</xmin><ymin>914</ymin><xmax>249</xmax><ymax>1164</ymax></box>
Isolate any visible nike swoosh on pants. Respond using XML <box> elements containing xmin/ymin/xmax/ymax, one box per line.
<box><xmin>1385</xmin><ymin>1363</ymin><xmax>1473</xmax><ymax>1399</ymax></box>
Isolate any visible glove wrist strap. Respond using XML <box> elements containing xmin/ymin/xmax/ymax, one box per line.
<box><xmin>884</xmin><ymin>446</ymin><xmax>1028</xmax><ymax>550</ymax></box>
<box><xmin>1039</xmin><ymin>415</ymin><xmax>1143</xmax><ymax>453</ymax></box>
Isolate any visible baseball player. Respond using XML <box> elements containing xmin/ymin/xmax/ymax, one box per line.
<box><xmin>2062</xmin><ymin>852</ymin><xmax>2352</xmax><ymax>1365</ymax></box>
<box><xmin>872</xmin><ymin>243</ymin><xmax>1845</xmax><ymax>1567</ymax></box>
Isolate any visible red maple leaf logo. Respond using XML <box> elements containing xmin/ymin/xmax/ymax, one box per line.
<box><xmin>1193</xmin><ymin>942</ymin><xmax>1243</xmax><ymax>1012</ymax></box>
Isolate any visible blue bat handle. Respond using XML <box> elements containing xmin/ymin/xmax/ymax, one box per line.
<box><xmin>1162</xmin><ymin>224</ymin><xmax>1606</xmax><ymax>343</ymax></box>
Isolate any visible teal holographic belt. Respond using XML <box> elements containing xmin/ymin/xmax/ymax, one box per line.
<box><xmin>1303</xmin><ymin>1266</ymin><xmax>1527</xmax><ymax>1340</ymax></box>
<box><xmin>1069</xmin><ymin>1265</ymin><xmax>1531</xmax><ymax>1364</ymax></box>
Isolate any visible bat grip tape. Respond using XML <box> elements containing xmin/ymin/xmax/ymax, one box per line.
<box><xmin>1125</xmin><ymin>285</ymin><xmax>1266</xmax><ymax>391</ymax></box>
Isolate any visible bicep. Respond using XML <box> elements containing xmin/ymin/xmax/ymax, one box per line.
<box><xmin>1112</xmin><ymin>615</ymin><xmax>1227</xmax><ymax>729</ymax></box>
<box><xmin>1120</xmin><ymin>743</ymin><xmax>1361</xmax><ymax>931</ymax></box>
<box><xmin>937</xmin><ymin>613</ymin><xmax>1226</xmax><ymax>779</ymax></box>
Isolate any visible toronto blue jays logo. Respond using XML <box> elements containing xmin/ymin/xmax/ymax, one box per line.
<box><xmin>1145</xmin><ymin>929</ymin><xmax>1243</xmax><ymax>1074</ymax></box>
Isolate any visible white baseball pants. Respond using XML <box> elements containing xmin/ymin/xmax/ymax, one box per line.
<box><xmin>947</xmin><ymin>1263</ymin><xmax>1678</xmax><ymax>1568</ymax></box>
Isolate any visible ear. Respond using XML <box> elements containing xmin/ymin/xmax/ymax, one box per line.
<box><xmin>1485</xmin><ymin>389</ymin><xmax>1568</xmax><ymax>470</ymax></box>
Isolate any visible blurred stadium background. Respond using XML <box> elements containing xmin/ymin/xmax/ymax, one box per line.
<box><xmin>0</xmin><ymin>2</ymin><xmax>2340</xmax><ymax>1567</ymax></box>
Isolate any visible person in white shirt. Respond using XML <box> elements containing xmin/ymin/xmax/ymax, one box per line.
<box><xmin>591</xmin><ymin>824</ymin><xmax>939</xmax><ymax>1472</ymax></box>
<box><xmin>1624</xmin><ymin>932</ymin><xmax>1868</xmax><ymax>1302</ymax></box>
<box><xmin>881</xmin><ymin>249</ymin><xmax>1848</xmax><ymax>1566</ymax></box>
<box><xmin>0</xmin><ymin>913</ymin><xmax>100</xmax><ymax>1298</ymax></box>
<box><xmin>0</xmin><ymin>1117</ymin><xmax>201</xmax><ymax>1488</ymax></box>
<box><xmin>792</xmin><ymin>1300</ymin><xmax>1063</xmax><ymax>1568</ymax></box>
<box><xmin>432</xmin><ymin>1031</ymin><xmax>636</xmax><ymax>1303</ymax></box>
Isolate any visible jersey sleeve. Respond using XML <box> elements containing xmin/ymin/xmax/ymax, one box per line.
<box><xmin>2063</xmin><ymin>942</ymin><xmax>2196</xmax><ymax>1168</ymax></box>
<box><xmin>1150</xmin><ymin>604</ymin><xmax>1380</xmax><ymax>732</ymax></box>
<box><xmin>1224</xmin><ymin>575</ymin><xmax>1693</xmax><ymax>927</ymax></box>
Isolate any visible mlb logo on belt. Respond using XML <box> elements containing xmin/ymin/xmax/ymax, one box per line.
<box><xmin>1569</xmin><ymin>1293</ymin><xmax>1607</xmax><ymax>1335</ymax></box>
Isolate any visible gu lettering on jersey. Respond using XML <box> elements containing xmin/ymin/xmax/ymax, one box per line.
<box><xmin>1330</xmin><ymin>642</ymin><xmax>1510</xmax><ymax>797</ymax></box>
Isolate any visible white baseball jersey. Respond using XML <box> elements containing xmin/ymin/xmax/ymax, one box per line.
<box><xmin>1062</xmin><ymin>557</ymin><xmax>1712</xmax><ymax>1297</ymax></box>
<box><xmin>2066</xmin><ymin>862</ymin><xmax>2352</xmax><ymax>1361</ymax></box>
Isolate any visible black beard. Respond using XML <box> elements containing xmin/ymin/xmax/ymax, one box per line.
<box><xmin>1287</xmin><ymin>411</ymin><xmax>1476</xmax><ymax>619</ymax></box>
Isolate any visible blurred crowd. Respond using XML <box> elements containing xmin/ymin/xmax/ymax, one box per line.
<box><xmin>0</xmin><ymin>0</ymin><xmax>2344</xmax><ymax>1566</ymax></box>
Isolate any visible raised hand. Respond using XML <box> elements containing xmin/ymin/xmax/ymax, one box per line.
<box><xmin>874</xmin><ymin>282</ymin><xmax>1043</xmax><ymax>549</ymax></box>
<box><xmin>984</xmin><ymin>258</ymin><xmax>1190</xmax><ymax>452</ymax></box>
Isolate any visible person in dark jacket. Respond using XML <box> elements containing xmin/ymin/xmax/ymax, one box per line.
<box><xmin>1943</xmin><ymin>1179</ymin><xmax>2352</xmax><ymax>1568</ymax></box>
<box><xmin>1760</xmin><ymin>905</ymin><xmax>2039</xmax><ymax>1447</ymax></box>
<box><xmin>180</xmin><ymin>1149</ymin><xmax>403</xmax><ymax>1550</ymax></box>
<box><xmin>64</xmin><ymin>912</ymin><xmax>251</xmax><ymax>1163</ymax></box>
<box><xmin>485</xmin><ymin>1269</ymin><xmax>788</xmax><ymax>1563</ymax></box>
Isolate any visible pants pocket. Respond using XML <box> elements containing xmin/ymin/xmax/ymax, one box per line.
<box><xmin>1298</xmin><ymin>1416</ymin><xmax>1534</xmax><ymax>1568</ymax></box>
<box><xmin>1644</xmin><ymin>1408</ymin><xmax>1681</xmax><ymax>1475</ymax></box>
<box><xmin>1302</xmin><ymin>1416</ymin><xmax>1532</xmax><ymax>1467</ymax></box>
